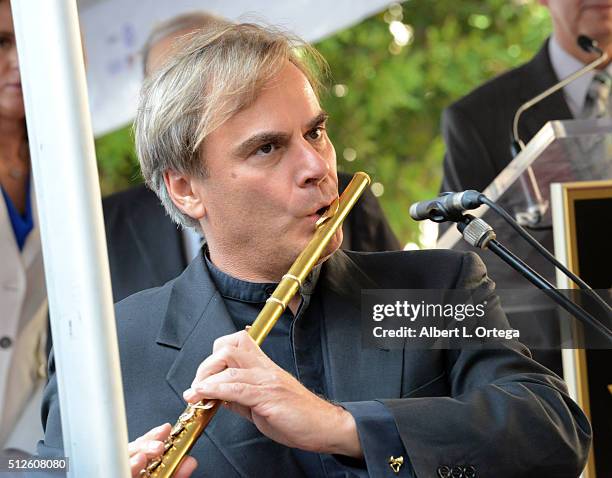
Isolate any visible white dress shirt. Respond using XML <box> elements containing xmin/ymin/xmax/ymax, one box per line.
<box><xmin>548</xmin><ymin>35</ymin><xmax>612</xmax><ymax>117</ymax></box>
<box><xmin>181</xmin><ymin>227</ymin><xmax>204</xmax><ymax>263</ymax></box>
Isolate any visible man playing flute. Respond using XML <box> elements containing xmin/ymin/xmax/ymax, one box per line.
<box><xmin>39</xmin><ymin>23</ymin><xmax>590</xmax><ymax>478</ymax></box>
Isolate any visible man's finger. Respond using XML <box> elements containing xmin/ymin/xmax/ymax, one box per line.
<box><xmin>212</xmin><ymin>330</ymin><xmax>255</xmax><ymax>353</ymax></box>
<box><xmin>128</xmin><ymin>423</ymin><xmax>171</xmax><ymax>456</ymax></box>
<box><xmin>128</xmin><ymin>439</ymin><xmax>165</xmax><ymax>458</ymax></box>
<box><xmin>188</xmin><ymin>381</ymin><xmax>263</xmax><ymax>407</ymax></box>
<box><xmin>192</xmin><ymin>344</ymin><xmax>265</xmax><ymax>386</ymax></box>
<box><xmin>201</xmin><ymin>367</ymin><xmax>273</xmax><ymax>387</ymax></box>
<box><xmin>174</xmin><ymin>456</ymin><xmax>198</xmax><ymax>478</ymax></box>
<box><xmin>185</xmin><ymin>367</ymin><xmax>266</xmax><ymax>404</ymax></box>
<box><xmin>130</xmin><ymin>452</ymin><xmax>147</xmax><ymax>478</ymax></box>
<box><xmin>192</xmin><ymin>345</ymin><xmax>240</xmax><ymax>385</ymax></box>
<box><xmin>141</xmin><ymin>423</ymin><xmax>171</xmax><ymax>441</ymax></box>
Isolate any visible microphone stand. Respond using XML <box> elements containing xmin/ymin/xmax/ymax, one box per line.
<box><xmin>455</xmin><ymin>214</ymin><xmax>612</xmax><ymax>343</ymax></box>
<box><xmin>426</xmin><ymin>190</ymin><xmax>612</xmax><ymax>315</ymax></box>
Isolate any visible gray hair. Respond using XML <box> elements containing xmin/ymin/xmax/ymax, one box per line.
<box><xmin>134</xmin><ymin>23</ymin><xmax>327</xmax><ymax>229</ymax></box>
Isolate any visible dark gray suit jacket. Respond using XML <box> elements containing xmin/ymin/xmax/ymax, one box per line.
<box><xmin>103</xmin><ymin>172</ymin><xmax>400</xmax><ymax>303</ymax></box>
<box><xmin>441</xmin><ymin>39</ymin><xmax>572</xmax><ymax>193</ymax></box>
<box><xmin>39</xmin><ymin>249</ymin><xmax>590</xmax><ymax>477</ymax></box>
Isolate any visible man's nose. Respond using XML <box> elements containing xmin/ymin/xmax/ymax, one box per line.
<box><xmin>294</xmin><ymin>140</ymin><xmax>330</xmax><ymax>187</ymax></box>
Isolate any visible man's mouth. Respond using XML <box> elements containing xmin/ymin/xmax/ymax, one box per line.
<box><xmin>304</xmin><ymin>197</ymin><xmax>340</xmax><ymax>228</ymax></box>
<box><xmin>308</xmin><ymin>197</ymin><xmax>338</xmax><ymax>218</ymax></box>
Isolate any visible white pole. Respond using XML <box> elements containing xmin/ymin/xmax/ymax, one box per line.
<box><xmin>11</xmin><ymin>1</ymin><xmax>130</xmax><ymax>476</ymax></box>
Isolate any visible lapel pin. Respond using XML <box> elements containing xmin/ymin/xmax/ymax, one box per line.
<box><xmin>388</xmin><ymin>455</ymin><xmax>404</xmax><ymax>474</ymax></box>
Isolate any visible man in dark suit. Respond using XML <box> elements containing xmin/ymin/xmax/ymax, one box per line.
<box><xmin>441</xmin><ymin>42</ymin><xmax>571</xmax><ymax>194</ymax></box>
<box><xmin>41</xmin><ymin>23</ymin><xmax>590</xmax><ymax>477</ymax></box>
<box><xmin>441</xmin><ymin>0</ymin><xmax>612</xmax><ymax>194</ymax></box>
<box><xmin>102</xmin><ymin>14</ymin><xmax>400</xmax><ymax>303</ymax></box>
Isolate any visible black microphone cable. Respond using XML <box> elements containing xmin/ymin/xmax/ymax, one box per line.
<box><xmin>455</xmin><ymin>214</ymin><xmax>612</xmax><ymax>342</ymax></box>
<box><xmin>472</xmin><ymin>192</ymin><xmax>611</xmax><ymax>315</ymax></box>
<box><xmin>410</xmin><ymin>190</ymin><xmax>612</xmax><ymax>314</ymax></box>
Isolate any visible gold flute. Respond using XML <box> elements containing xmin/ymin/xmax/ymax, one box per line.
<box><xmin>143</xmin><ymin>172</ymin><xmax>371</xmax><ymax>478</ymax></box>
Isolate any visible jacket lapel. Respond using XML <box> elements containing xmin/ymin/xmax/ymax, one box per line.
<box><xmin>320</xmin><ymin>250</ymin><xmax>404</xmax><ymax>402</ymax></box>
<box><xmin>160</xmin><ymin>266</ymin><xmax>235</xmax><ymax>402</ymax></box>
<box><xmin>518</xmin><ymin>40</ymin><xmax>573</xmax><ymax>142</ymax></box>
<box><xmin>158</xmin><ymin>254</ymin><xmax>306</xmax><ymax>478</ymax></box>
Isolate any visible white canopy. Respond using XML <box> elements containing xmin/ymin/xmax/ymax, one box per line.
<box><xmin>78</xmin><ymin>0</ymin><xmax>393</xmax><ymax>136</ymax></box>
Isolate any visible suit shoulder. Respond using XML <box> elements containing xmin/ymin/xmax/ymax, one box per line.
<box><xmin>102</xmin><ymin>183</ymin><xmax>158</xmax><ymax>214</ymax></box>
<box><xmin>446</xmin><ymin>61</ymin><xmax>529</xmax><ymax>118</ymax></box>
<box><xmin>343</xmin><ymin>249</ymin><xmax>482</xmax><ymax>288</ymax></box>
<box><xmin>345</xmin><ymin>249</ymin><xmax>465</xmax><ymax>266</ymax></box>
<box><xmin>114</xmin><ymin>280</ymin><xmax>174</xmax><ymax>329</ymax></box>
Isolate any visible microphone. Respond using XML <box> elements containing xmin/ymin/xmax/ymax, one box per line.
<box><xmin>510</xmin><ymin>34</ymin><xmax>608</xmax><ymax>154</ymax></box>
<box><xmin>409</xmin><ymin>190</ymin><xmax>482</xmax><ymax>222</ymax></box>
<box><xmin>577</xmin><ymin>34</ymin><xmax>603</xmax><ymax>55</ymax></box>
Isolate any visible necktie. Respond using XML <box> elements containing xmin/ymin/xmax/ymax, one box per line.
<box><xmin>581</xmin><ymin>71</ymin><xmax>612</xmax><ymax>119</ymax></box>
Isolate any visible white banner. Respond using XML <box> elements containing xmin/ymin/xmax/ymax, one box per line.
<box><xmin>78</xmin><ymin>0</ymin><xmax>392</xmax><ymax>136</ymax></box>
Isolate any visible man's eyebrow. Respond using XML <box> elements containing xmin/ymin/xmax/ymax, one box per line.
<box><xmin>233</xmin><ymin>132</ymin><xmax>290</xmax><ymax>157</ymax></box>
<box><xmin>307</xmin><ymin>111</ymin><xmax>329</xmax><ymax>131</ymax></box>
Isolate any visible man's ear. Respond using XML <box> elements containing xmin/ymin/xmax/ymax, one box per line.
<box><xmin>163</xmin><ymin>170</ymin><xmax>206</xmax><ymax>221</ymax></box>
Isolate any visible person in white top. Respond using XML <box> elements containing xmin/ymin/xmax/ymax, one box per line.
<box><xmin>0</xmin><ymin>0</ymin><xmax>48</xmax><ymax>457</ymax></box>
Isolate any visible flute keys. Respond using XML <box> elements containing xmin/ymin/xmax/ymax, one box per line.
<box><xmin>147</xmin><ymin>458</ymin><xmax>162</xmax><ymax>471</ymax></box>
<box><xmin>181</xmin><ymin>410</ymin><xmax>194</xmax><ymax>421</ymax></box>
<box><xmin>170</xmin><ymin>422</ymin><xmax>185</xmax><ymax>437</ymax></box>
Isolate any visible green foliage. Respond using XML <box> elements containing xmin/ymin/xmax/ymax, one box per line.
<box><xmin>95</xmin><ymin>125</ymin><xmax>140</xmax><ymax>195</ymax></box>
<box><xmin>316</xmin><ymin>0</ymin><xmax>551</xmax><ymax>245</ymax></box>
<box><xmin>95</xmin><ymin>0</ymin><xmax>551</xmax><ymax>244</ymax></box>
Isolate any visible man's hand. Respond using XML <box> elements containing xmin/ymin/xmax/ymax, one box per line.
<box><xmin>183</xmin><ymin>330</ymin><xmax>363</xmax><ymax>459</ymax></box>
<box><xmin>128</xmin><ymin>423</ymin><xmax>198</xmax><ymax>478</ymax></box>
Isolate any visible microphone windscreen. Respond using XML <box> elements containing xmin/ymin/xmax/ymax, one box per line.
<box><xmin>577</xmin><ymin>35</ymin><xmax>597</xmax><ymax>53</ymax></box>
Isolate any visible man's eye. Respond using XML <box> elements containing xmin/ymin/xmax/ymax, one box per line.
<box><xmin>307</xmin><ymin>127</ymin><xmax>324</xmax><ymax>141</ymax></box>
<box><xmin>255</xmin><ymin>143</ymin><xmax>275</xmax><ymax>155</ymax></box>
